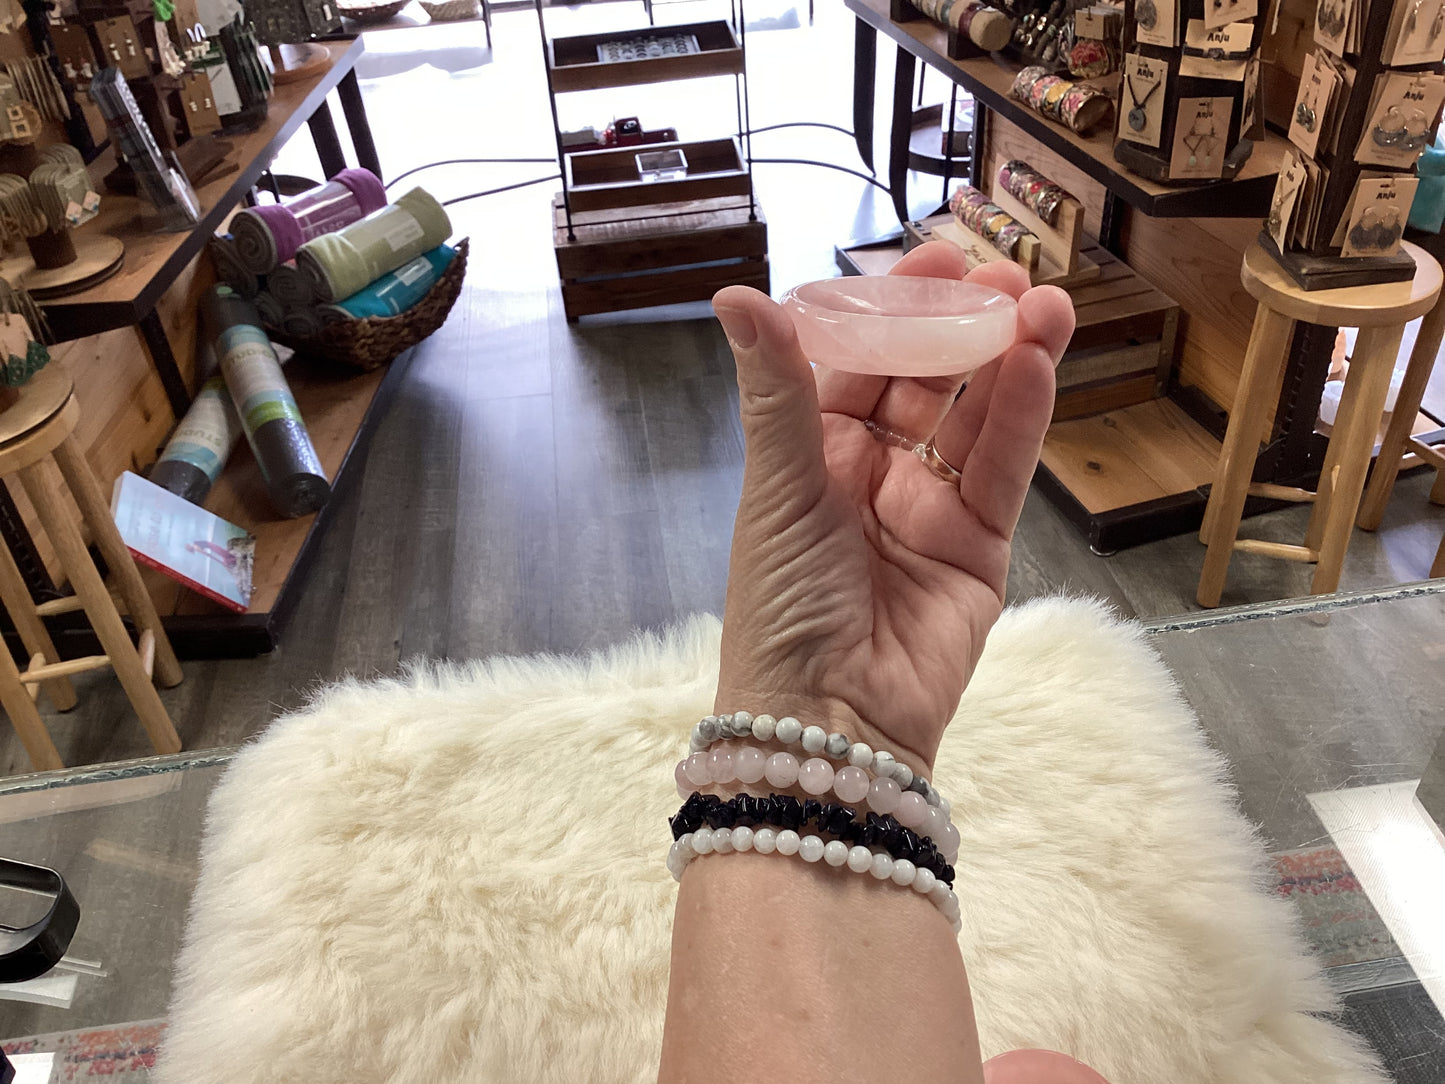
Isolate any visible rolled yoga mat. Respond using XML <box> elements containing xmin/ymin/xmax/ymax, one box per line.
<box><xmin>282</xmin><ymin>307</ymin><xmax>323</xmax><ymax>339</ymax></box>
<box><xmin>204</xmin><ymin>286</ymin><xmax>330</xmax><ymax>518</ymax></box>
<box><xmin>208</xmin><ymin>235</ymin><xmax>260</xmax><ymax>299</ymax></box>
<box><xmin>253</xmin><ymin>291</ymin><xmax>285</xmax><ymax>329</ymax></box>
<box><xmin>268</xmin><ymin>263</ymin><xmax>314</xmax><ymax>307</ymax></box>
<box><xmin>319</xmin><ymin>244</ymin><xmax>457</xmax><ymax>321</ymax></box>
<box><xmin>230</xmin><ymin>168</ymin><xmax>387</xmax><ymax>274</ymax></box>
<box><xmin>148</xmin><ymin>376</ymin><xmax>243</xmax><ymax>505</ymax></box>
<box><xmin>296</xmin><ymin>187</ymin><xmax>451</xmax><ymax>303</ymax></box>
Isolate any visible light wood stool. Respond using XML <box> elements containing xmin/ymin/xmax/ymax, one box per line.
<box><xmin>1197</xmin><ymin>241</ymin><xmax>1443</xmax><ymax>608</ymax></box>
<box><xmin>1355</xmin><ymin>285</ymin><xmax>1445</xmax><ymax>578</ymax></box>
<box><xmin>0</xmin><ymin>366</ymin><xmax>183</xmax><ymax>771</ymax></box>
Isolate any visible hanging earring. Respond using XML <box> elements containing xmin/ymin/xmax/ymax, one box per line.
<box><xmin>1373</xmin><ymin>106</ymin><xmax>1407</xmax><ymax>146</ymax></box>
<box><xmin>1377</xmin><ymin>206</ymin><xmax>1403</xmax><ymax>248</ymax></box>
<box><xmin>1431</xmin><ymin>1</ymin><xmax>1445</xmax><ymax>40</ymax></box>
<box><xmin>1407</xmin><ymin>0</ymin><xmax>1423</xmax><ymax>34</ymax></box>
<box><xmin>1350</xmin><ymin>206</ymin><xmax>1382</xmax><ymax>250</ymax></box>
<box><xmin>1136</xmin><ymin>0</ymin><xmax>1158</xmax><ymax>29</ymax></box>
<box><xmin>1296</xmin><ymin>101</ymin><xmax>1317</xmax><ymax>132</ymax></box>
<box><xmin>1401</xmin><ymin>108</ymin><xmax>1432</xmax><ymax>152</ymax></box>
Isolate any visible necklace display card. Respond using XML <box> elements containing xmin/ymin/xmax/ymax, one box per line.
<box><xmin>1136</xmin><ymin>0</ymin><xmax>1179</xmax><ymax>48</ymax></box>
<box><xmin>1384</xmin><ymin>0</ymin><xmax>1445</xmax><ymax>66</ymax></box>
<box><xmin>1180</xmin><ymin>19</ymin><xmax>1253</xmax><ymax>78</ymax></box>
<box><xmin>1118</xmin><ymin>52</ymin><xmax>1167</xmax><ymax>147</ymax></box>
<box><xmin>1170</xmin><ymin>96</ymin><xmax>1233</xmax><ymax>178</ymax></box>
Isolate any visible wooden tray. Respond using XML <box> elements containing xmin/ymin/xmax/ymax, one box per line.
<box><xmin>547</xmin><ymin>21</ymin><xmax>743</xmax><ymax>93</ymax></box>
<box><xmin>564</xmin><ymin>138</ymin><xmax>750</xmax><ymax>212</ymax></box>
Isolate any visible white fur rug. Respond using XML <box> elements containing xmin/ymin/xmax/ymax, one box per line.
<box><xmin>157</xmin><ymin>599</ymin><xmax>1383</xmax><ymax>1084</ymax></box>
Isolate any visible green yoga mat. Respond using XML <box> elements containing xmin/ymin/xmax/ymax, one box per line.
<box><xmin>295</xmin><ymin>187</ymin><xmax>451</xmax><ymax>302</ymax></box>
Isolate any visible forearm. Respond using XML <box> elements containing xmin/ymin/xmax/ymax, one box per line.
<box><xmin>659</xmin><ymin>851</ymin><xmax>985</xmax><ymax>1084</ymax></box>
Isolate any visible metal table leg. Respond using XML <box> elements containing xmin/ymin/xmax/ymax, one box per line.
<box><xmin>137</xmin><ymin>310</ymin><xmax>190</xmax><ymax>419</ymax></box>
<box><xmin>307</xmin><ymin>100</ymin><xmax>347</xmax><ymax>179</ymax></box>
<box><xmin>888</xmin><ymin>44</ymin><xmax>915</xmax><ymax>225</ymax></box>
<box><xmin>337</xmin><ymin>71</ymin><xmax>383</xmax><ymax>182</ymax></box>
<box><xmin>852</xmin><ymin>17</ymin><xmax>876</xmax><ymax>175</ymax></box>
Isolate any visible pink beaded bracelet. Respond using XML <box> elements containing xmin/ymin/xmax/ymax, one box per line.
<box><xmin>675</xmin><ymin>744</ymin><xmax>960</xmax><ymax>863</ymax></box>
<box><xmin>667</xmin><ymin>826</ymin><xmax>963</xmax><ymax>934</ymax></box>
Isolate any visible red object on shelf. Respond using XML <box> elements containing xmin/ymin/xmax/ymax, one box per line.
<box><xmin>562</xmin><ymin>117</ymin><xmax>678</xmax><ymax>155</ymax></box>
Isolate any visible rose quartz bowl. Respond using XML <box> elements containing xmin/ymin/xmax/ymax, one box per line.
<box><xmin>780</xmin><ymin>275</ymin><xmax>1018</xmax><ymax>378</ymax></box>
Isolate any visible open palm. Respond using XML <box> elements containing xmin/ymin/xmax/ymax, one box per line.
<box><xmin>711</xmin><ymin>243</ymin><xmax>1075</xmax><ymax>773</ymax></box>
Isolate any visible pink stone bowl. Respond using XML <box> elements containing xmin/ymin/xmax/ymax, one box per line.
<box><xmin>780</xmin><ymin>275</ymin><xmax>1018</xmax><ymax>378</ymax></box>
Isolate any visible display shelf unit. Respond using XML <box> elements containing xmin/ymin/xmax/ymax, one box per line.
<box><xmin>535</xmin><ymin>1</ymin><xmax>767</xmax><ymax>317</ymax></box>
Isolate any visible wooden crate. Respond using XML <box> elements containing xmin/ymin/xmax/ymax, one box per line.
<box><xmin>553</xmin><ymin>196</ymin><xmax>768</xmax><ymax>321</ymax></box>
<box><xmin>563</xmin><ymin>138</ymin><xmax>750</xmax><ymax>213</ymax></box>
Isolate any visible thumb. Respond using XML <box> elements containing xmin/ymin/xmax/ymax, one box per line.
<box><xmin>713</xmin><ymin>285</ymin><xmax>828</xmax><ymax>506</ymax></box>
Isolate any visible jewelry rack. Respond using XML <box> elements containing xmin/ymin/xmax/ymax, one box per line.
<box><xmin>1112</xmin><ymin>0</ymin><xmax>1267</xmax><ymax>184</ymax></box>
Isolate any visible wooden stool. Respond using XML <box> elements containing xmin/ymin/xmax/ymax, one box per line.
<box><xmin>1355</xmin><ymin>285</ymin><xmax>1445</xmax><ymax>578</ymax></box>
<box><xmin>0</xmin><ymin>366</ymin><xmax>183</xmax><ymax>771</ymax></box>
<box><xmin>1197</xmin><ymin>241</ymin><xmax>1443</xmax><ymax>608</ymax></box>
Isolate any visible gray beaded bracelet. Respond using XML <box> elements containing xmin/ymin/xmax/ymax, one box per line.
<box><xmin>688</xmin><ymin>711</ymin><xmax>951</xmax><ymax>816</ymax></box>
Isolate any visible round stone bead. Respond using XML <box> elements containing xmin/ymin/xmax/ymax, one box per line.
<box><xmin>733</xmin><ymin>745</ymin><xmax>767</xmax><ymax>785</ymax></box>
<box><xmin>675</xmin><ymin>759</ymin><xmax>690</xmax><ymax>790</ymax></box>
<box><xmin>692</xmin><ymin>828</ymin><xmax>714</xmax><ymax>855</ymax></box>
<box><xmin>825</xmin><ymin>733</ymin><xmax>850</xmax><ymax>759</ymax></box>
<box><xmin>707</xmin><ymin>747</ymin><xmax>735</xmax><ymax>784</ymax></box>
<box><xmin>697</xmin><ymin>717</ymin><xmax>719</xmax><ymax>742</ymax></box>
<box><xmin>892</xmin><ymin>762</ymin><xmax>914</xmax><ymax>788</ymax></box>
<box><xmin>895</xmin><ymin>791</ymin><xmax>929</xmax><ymax>830</ymax></box>
<box><xmin>847</xmin><ymin>845</ymin><xmax>874</xmax><ymax>873</ymax></box>
<box><xmin>889</xmin><ymin>858</ymin><xmax>917</xmax><ymax>887</ymax></box>
<box><xmin>912</xmin><ymin>867</ymin><xmax>936</xmax><ymax>895</ymax></box>
<box><xmin>870</xmin><ymin>853</ymin><xmax>895</xmax><ymax>881</ymax></box>
<box><xmin>872</xmin><ymin>751</ymin><xmax>896</xmax><ymax>778</ymax></box>
<box><xmin>939</xmin><ymin>821</ymin><xmax>961</xmax><ymax>864</ymax></box>
<box><xmin>751</xmin><ymin>713</ymin><xmax>777</xmax><ymax>742</ymax></box>
<box><xmin>799</xmin><ymin>757</ymin><xmax>835</xmax><ymax>796</ymax></box>
<box><xmin>684</xmin><ymin>752</ymin><xmax>711</xmax><ymax>787</ymax></box>
<box><xmin>847</xmin><ymin>742</ymin><xmax>873</xmax><ymax>769</ymax></box>
<box><xmin>765</xmin><ymin>751</ymin><xmax>800</xmax><ymax>788</ymax></box>
<box><xmin>712</xmin><ymin>828</ymin><xmax>734</xmax><ymax>854</ymax></box>
<box><xmin>823</xmin><ymin>840</ymin><xmax>849</xmax><ymax>867</ymax></box>
<box><xmin>731</xmin><ymin>711</ymin><xmax>753</xmax><ymax>735</ymax></box>
<box><xmin>715</xmin><ymin>714</ymin><xmax>732</xmax><ymax>736</ymax></box>
<box><xmin>775</xmin><ymin>829</ymin><xmax>801</xmax><ymax>856</ymax></box>
<box><xmin>774</xmin><ymin>716</ymin><xmax>803</xmax><ymax>744</ymax></box>
<box><xmin>799</xmin><ymin>835</ymin><xmax>826</xmax><ymax>863</ymax></box>
<box><xmin>731</xmin><ymin>826</ymin><xmax>754</xmax><ymax>852</ymax></box>
<box><xmin>867</xmin><ymin>775</ymin><xmax>902</xmax><ymax>815</ymax></box>
<box><xmin>800</xmin><ymin>725</ymin><xmax>827</xmax><ymax>754</ymax></box>
<box><xmin>929</xmin><ymin>880</ymin><xmax>952</xmax><ymax>908</ymax></box>
<box><xmin>938</xmin><ymin>795</ymin><xmax>951</xmax><ymax>816</ymax></box>
<box><xmin>923</xmin><ymin>804</ymin><xmax>950</xmax><ymax>841</ymax></box>
<box><xmin>906</xmin><ymin>776</ymin><xmax>929</xmax><ymax>796</ymax></box>
<box><xmin>833</xmin><ymin>765</ymin><xmax>870</xmax><ymax>804</ymax></box>
<box><xmin>753</xmin><ymin>827</ymin><xmax>778</xmax><ymax>854</ymax></box>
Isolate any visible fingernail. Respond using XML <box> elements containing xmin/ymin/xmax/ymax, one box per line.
<box><xmin>714</xmin><ymin>306</ymin><xmax>757</xmax><ymax>350</ymax></box>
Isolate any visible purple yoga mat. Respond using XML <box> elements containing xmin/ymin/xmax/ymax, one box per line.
<box><xmin>231</xmin><ymin>168</ymin><xmax>387</xmax><ymax>274</ymax></box>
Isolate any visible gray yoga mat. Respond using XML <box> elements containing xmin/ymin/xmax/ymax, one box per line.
<box><xmin>204</xmin><ymin>286</ymin><xmax>330</xmax><ymax>518</ymax></box>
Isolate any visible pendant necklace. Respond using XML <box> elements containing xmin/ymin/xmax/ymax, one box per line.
<box><xmin>1125</xmin><ymin>72</ymin><xmax>1162</xmax><ymax>132</ymax></box>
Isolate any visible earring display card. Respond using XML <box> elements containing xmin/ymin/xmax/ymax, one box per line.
<box><xmin>1296</xmin><ymin>157</ymin><xmax>1328</xmax><ymax>247</ymax></box>
<box><xmin>1170</xmin><ymin>96</ymin><xmax>1233</xmax><ymax>178</ymax></box>
<box><xmin>1135</xmin><ymin>0</ymin><xmax>1179</xmax><ymax>47</ymax></box>
<box><xmin>1384</xmin><ymin>0</ymin><xmax>1445</xmax><ymax>65</ymax></box>
<box><xmin>1315</xmin><ymin>0</ymin><xmax>1350</xmax><ymax>55</ymax></box>
<box><xmin>1289</xmin><ymin>50</ymin><xmax>1339</xmax><ymax>158</ymax></box>
<box><xmin>1354</xmin><ymin>70</ymin><xmax>1445</xmax><ymax>167</ymax></box>
<box><xmin>51</xmin><ymin>24</ymin><xmax>98</xmax><ymax>83</ymax></box>
<box><xmin>1331</xmin><ymin>169</ymin><xmax>1393</xmax><ymax>245</ymax></box>
<box><xmin>180</xmin><ymin>72</ymin><xmax>221</xmax><ymax>135</ymax></box>
<box><xmin>1341</xmin><ymin>175</ymin><xmax>1419</xmax><ymax>256</ymax></box>
<box><xmin>1205</xmin><ymin>0</ymin><xmax>1257</xmax><ymax>32</ymax></box>
<box><xmin>1118</xmin><ymin>52</ymin><xmax>1168</xmax><ymax>146</ymax></box>
<box><xmin>1268</xmin><ymin>152</ymin><xmax>1308</xmax><ymax>252</ymax></box>
<box><xmin>1180</xmin><ymin>19</ymin><xmax>1253</xmax><ymax>79</ymax></box>
<box><xmin>1242</xmin><ymin>55</ymin><xmax>1262</xmax><ymax>136</ymax></box>
<box><xmin>95</xmin><ymin>16</ymin><xmax>150</xmax><ymax>80</ymax></box>
<box><xmin>1321</xmin><ymin>57</ymin><xmax>1356</xmax><ymax>155</ymax></box>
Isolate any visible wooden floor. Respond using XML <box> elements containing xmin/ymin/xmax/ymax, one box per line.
<box><xmin>3</xmin><ymin>3</ymin><xmax>1443</xmax><ymax>774</ymax></box>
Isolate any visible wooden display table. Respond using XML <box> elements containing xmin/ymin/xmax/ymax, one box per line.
<box><xmin>0</xmin><ymin>36</ymin><xmax>400</xmax><ymax>657</ymax></box>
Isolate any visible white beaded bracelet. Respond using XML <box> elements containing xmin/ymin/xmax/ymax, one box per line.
<box><xmin>667</xmin><ymin>826</ymin><xmax>963</xmax><ymax>934</ymax></box>
<box><xmin>689</xmin><ymin>711</ymin><xmax>951</xmax><ymax>815</ymax></box>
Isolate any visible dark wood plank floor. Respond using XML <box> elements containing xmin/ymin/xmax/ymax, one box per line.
<box><xmin>4</xmin><ymin>2</ymin><xmax>1442</xmax><ymax>774</ymax></box>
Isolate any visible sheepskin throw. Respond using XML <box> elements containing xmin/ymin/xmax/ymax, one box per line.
<box><xmin>157</xmin><ymin>599</ymin><xmax>1383</xmax><ymax>1084</ymax></box>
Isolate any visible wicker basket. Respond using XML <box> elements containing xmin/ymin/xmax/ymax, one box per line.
<box><xmin>337</xmin><ymin>0</ymin><xmax>410</xmax><ymax>23</ymax></box>
<box><xmin>270</xmin><ymin>238</ymin><xmax>468</xmax><ymax>371</ymax></box>
<box><xmin>421</xmin><ymin>0</ymin><xmax>478</xmax><ymax>20</ymax></box>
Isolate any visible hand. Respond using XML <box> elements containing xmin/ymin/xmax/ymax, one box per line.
<box><xmin>710</xmin><ymin>243</ymin><xmax>1075</xmax><ymax>776</ymax></box>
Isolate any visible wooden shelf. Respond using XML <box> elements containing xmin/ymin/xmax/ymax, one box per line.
<box><xmin>547</xmin><ymin>21</ymin><xmax>743</xmax><ymax>93</ymax></box>
<box><xmin>845</xmin><ymin>0</ymin><xmax>1288</xmax><ymax>219</ymax></box>
<box><xmin>564</xmin><ymin>138</ymin><xmax>750</xmax><ymax>212</ymax></box>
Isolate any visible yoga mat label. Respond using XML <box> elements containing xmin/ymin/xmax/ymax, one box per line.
<box><xmin>395</xmin><ymin>256</ymin><xmax>431</xmax><ymax>286</ymax></box>
<box><xmin>160</xmin><ymin>377</ymin><xmax>240</xmax><ymax>481</ymax></box>
<box><xmin>218</xmin><ymin>325</ymin><xmax>305</xmax><ymax>430</ymax></box>
<box><xmin>378</xmin><ymin>211</ymin><xmax>425</xmax><ymax>253</ymax></box>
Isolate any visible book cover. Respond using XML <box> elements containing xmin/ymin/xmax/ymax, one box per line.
<box><xmin>110</xmin><ymin>471</ymin><xmax>255</xmax><ymax>613</ymax></box>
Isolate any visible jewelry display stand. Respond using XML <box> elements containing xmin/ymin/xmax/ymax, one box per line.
<box><xmin>1263</xmin><ymin>0</ymin><xmax>1442</xmax><ymax>289</ymax></box>
<box><xmin>1112</xmin><ymin>0</ymin><xmax>1266</xmax><ymax>184</ymax></box>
